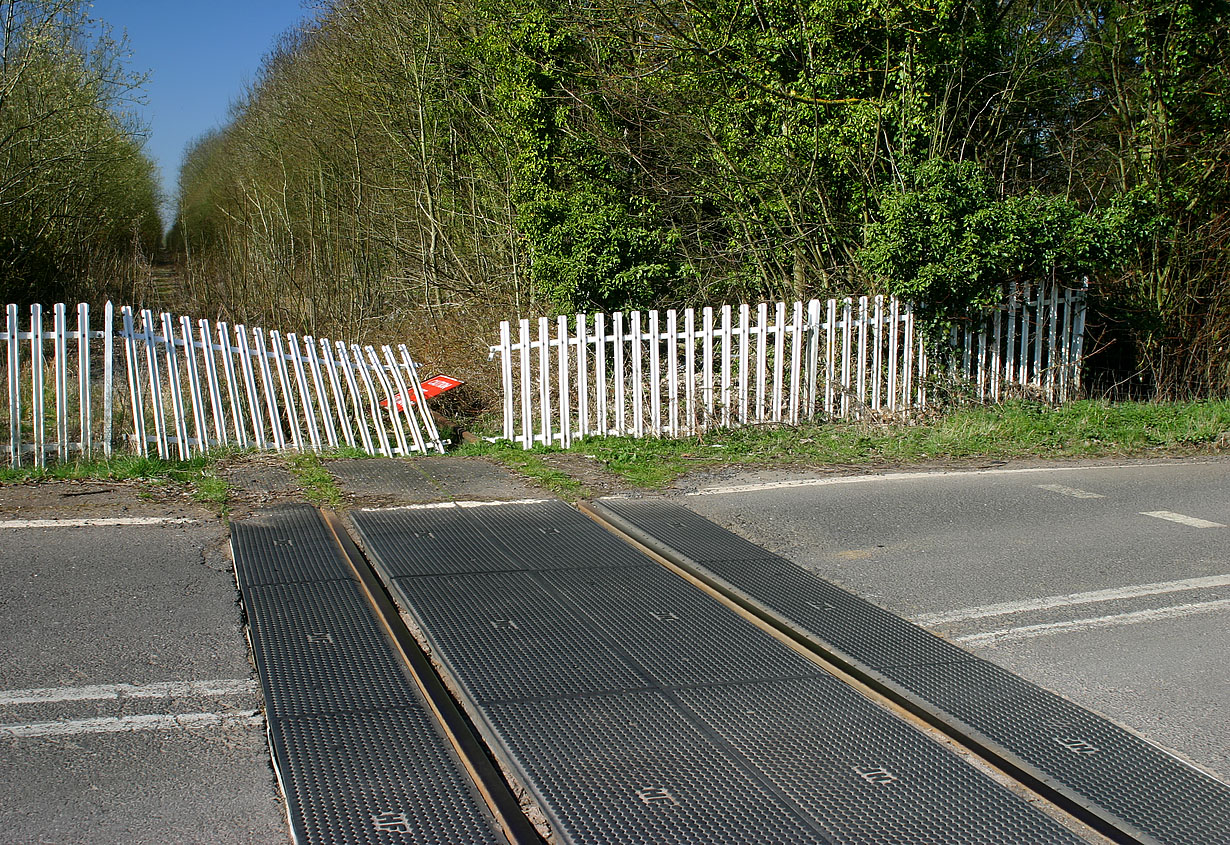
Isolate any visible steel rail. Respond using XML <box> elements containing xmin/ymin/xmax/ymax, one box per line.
<box><xmin>320</xmin><ymin>509</ymin><xmax>544</xmax><ymax>845</ymax></box>
<box><xmin>576</xmin><ymin>500</ymin><xmax>1130</xmax><ymax>845</ymax></box>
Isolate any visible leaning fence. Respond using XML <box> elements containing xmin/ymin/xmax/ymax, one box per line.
<box><xmin>2</xmin><ymin>301</ymin><xmax>444</xmax><ymax>467</ymax></box>
<box><xmin>490</xmin><ymin>284</ymin><xmax>1087</xmax><ymax>448</ymax></box>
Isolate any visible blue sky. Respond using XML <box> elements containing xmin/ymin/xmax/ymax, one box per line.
<box><xmin>97</xmin><ymin>1</ymin><xmax>316</xmax><ymax>224</ymax></box>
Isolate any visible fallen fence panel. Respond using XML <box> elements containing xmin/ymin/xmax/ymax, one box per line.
<box><xmin>1</xmin><ymin>300</ymin><xmax>444</xmax><ymax>465</ymax></box>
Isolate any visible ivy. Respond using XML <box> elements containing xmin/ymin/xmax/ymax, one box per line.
<box><xmin>477</xmin><ymin>0</ymin><xmax>683</xmax><ymax>312</ymax></box>
<box><xmin>859</xmin><ymin>160</ymin><xmax>1134</xmax><ymax>337</ymax></box>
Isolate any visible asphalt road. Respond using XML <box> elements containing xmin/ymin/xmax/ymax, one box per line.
<box><xmin>3</xmin><ymin>457</ymin><xmax>1226</xmax><ymax>843</ymax></box>
<box><xmin>676</xmin><ymin>457</ymin><xmax>1230</xmax><ymax>779</ymax></box>
<box><xmin>0</xmin><ymin>485</ymin><xmax>286</xmax><ymax>845</ymax></box>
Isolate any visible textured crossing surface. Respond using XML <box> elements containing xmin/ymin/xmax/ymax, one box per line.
<box><xmin>231</xmin><ymin>505</ymin><xmax>354</xmax><ymax>587</ymax></box>
<box><xmin>354</xmin><ymin>500</ymin><xmax>1084</xmax><ymax>844</ymax></box>
<box><xmin>542</xmin><ymin>565</ymin><xmax>821</xmax><ymax>688</ymax></box>
<box><xmin>392</xmin><ymin>570</ymin><xmax>650</xmax><ymax>702</ymax></box>
<box><xmin>269</xmin><ymin>711</ymin><xmax>501</xmax><ymax>845</ymax></box>
<box><xmin>472</xmin><ymin>501</ymin><xmax>652</xmax><ymax>569</ymax></box>
<box><xmin>698</xmin><ymin>556</ymin><xmax>977</xmax><ymax>669</ymax></box>
<box><xmin>596</xmin><ymin>496</ymin><xmax>1230</xmax><ymax>845</ymax></box>
<box><xmin>677</xmin><ymin>676</ymin><xmax>1075</xmax><ymax>844</ymax></box>
<box><xmin>484</xmin><ymin>690</ymin><xmax>823</xmax><ymax>845</ymax></box>
<box><xmin>345</xmin><ymin>506</ymin><xmax>522</xmax><ymax>578</ymax></box>
<box><xmin>883</xmin><ymin>660</ymin><xmax>1230</xmax><ymax>845</ymax></box>
<box><xmin>230</xmin><ymin>505</ymin><xmax>502</xmax><ymax>845</ymax></box>
<box><xmin>242</xmin><ymin>580</ymin><xmax>421</xmax><ymax>717</ymax></box>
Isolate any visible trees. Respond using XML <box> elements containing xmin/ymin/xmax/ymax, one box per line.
<box><xmin>0</xmin><ymin>0</ymin><xmax>161</xmax><ymax>305</ymax></box>
<box><xmin>173</xmin><ymin>0</ymin><xmax>1230</xmax><ymax>397</ymax></box>
<box><xmin>859</xmin><ymin>159</ymin><xmax>1129</xmax><ymax>340</ymax></box>
<box><xmin>1069</xmin><ymin>0</ymin><xmax>1230</xmax><ymax>396</ymax></box>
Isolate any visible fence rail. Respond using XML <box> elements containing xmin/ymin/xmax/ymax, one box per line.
<box><xmin>490</xmin><ymin>285</ymin><xmax>1087</xmax><ymax>448</ymax></box>
<box><xmin>3</xmin><ymin>301</ymin><xmax>444</xmax><ymax>467</ymax></box>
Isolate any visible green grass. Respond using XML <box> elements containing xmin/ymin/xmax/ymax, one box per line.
<box><xmin>460</xmin><ymin>400</ymin><xmax>1230</xmax><ymax>488</ymax></box>
<box><xmin>466</xmin><ymin>447</ymin><xmax>590</xmax><ymax>500</ymax></box>
<box><xmin>190</xmin><ymin>473</ymin><xmax>230</xmax><ymax>510</ymax></box>
<box><xmin>0</xmin><ymin>452</ymin><xmax>217</xmax><ymax>484</ymax></box>
<box><xmin>0</xmin><ymin>450</ymin><xmax>235</xmax><ymax>514</ymax></box>
<box><xmin>3</xmin><ymin>400</ymin><xmax>1224</xmax><ymax>499</ymax></box>
<box><xmin>286</xmin><ymin>453</ymin><xmax>344</xmax><ymax>507</ymax></box>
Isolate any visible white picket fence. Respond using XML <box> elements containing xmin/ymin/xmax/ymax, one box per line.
<box><xmin>2</xmin><ymin>301</ymin><xmax>444</xmax><ymax>467</ymax></box>
<box><xmin>490</xmin><ymin>284</ymin><xmax>1087</xmax><ymax>448</ymax></box>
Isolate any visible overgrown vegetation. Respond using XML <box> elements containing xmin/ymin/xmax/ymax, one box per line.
<box><xmin>167</xmin><ymin>0</ymin><xmax>1230</xmax><ymax>401</ymax></box>
<box><xmin>1</xmin><ymin>1</ymin><xmax>162</xmax><ymax>306</ymax></box>
<box><xmin>1</xmin><ymin>400</ymin><xmax>1222</xmax><ymax>496</ymax></box>
<box><xmin>285</xmin><ymin>453</ymin><xmax>344</xmax><ymax>507</ymax></box>
<box><xmin>0</xmin><ymin>452</ymin><xmax>232</xmax><ymax>512</ymax></box>
<box><xmin>468</xmin><ymin>447</ymin><xmax>589</xmax><ymax>500</ymax></box>
<box><xmin>468</xmin><ymin>400</ymin><xmax>1230</xmax><ymax>487</ymax></box>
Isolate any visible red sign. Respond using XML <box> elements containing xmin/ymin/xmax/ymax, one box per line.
<box><xmin>381</xmin><ymin>375</ymin><xmax>463</xmax><ymax>412</ymax></box>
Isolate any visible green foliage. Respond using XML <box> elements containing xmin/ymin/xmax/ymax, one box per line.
<box><xmin>519</xmin><ymin>186</ymin><xmax>682</xmax><ymax>310</ymax></box>
<box><xmin>0</xmin><ymin>452</ymin><xmax>221</xmax><ymax>485</ymax></box>
<box><xmin>286</xmin><ymin>453</ymin><xmax>343</xmax><ymax>508</ymax></box>
<box><xmin>476</xmin><ymin>0</ymin><xmax>684</xmax><ymax>311</ymax></box>
<box><xmin>169</xmin><ymin>0</ymin><xmax>1230</xmax><ymax>398</ymax></box>
<box><xmin>859</xmin><ymin>161</ymin><xmax>1133</xmax><ymax>334</ymax></box>
<box><xmin>0</xmin><ymin>0</ymin><xmax>161</xmax><ymax>305</ymax></box>
<box><xmin>465</xmin><ymin>400</ymin><xmax>1230</xmax><ymax>488</ymax></box>
<box><xmin>1074</xmin><ymin>0</ymin><xmax>1230</xmax><ymax>397</ymax></box>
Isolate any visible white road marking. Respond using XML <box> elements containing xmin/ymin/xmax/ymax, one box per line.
<box><xmin>916</xmin><ymin>574</ymin><xmax>1230</xmax><ymax>626</ymax></box>
<box><xmin>0</xmin><ymin>712</ymin><xmax>264</xmax><ymax>739</ymax></box>
<box><xmin>364</xmin><ymin>498</ymin><xmax>550</xmax><ymax>512</ymax></box>
<box><xmin>0</xmin><ymin>516</ymin><xmax>199</xmax><ymax>529</ymax></box>
<box><xmin>684</xmin><ymin>462</ymin><xmax>1208</xmax><ymax>496</ymax></box>
<box><xmin>954</xmin><ymin>599</ymin><xmax>1230</xmax><ymax>647</ymax></box>
<box><xmin>0</xmin><ymin>678</ymin><xmax>257</xmax><ymax>707</ymax></box>
<box><xmin>1141</xmin><ymin>511</ymin><xmax>1226</xmax><ymax>529</ymax></box>
<box><xmin>1036</xmin><ymin>483</ymin><xmax>1104</xmax><ymax>499</ymax></box>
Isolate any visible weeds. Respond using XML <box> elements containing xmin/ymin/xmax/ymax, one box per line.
<box><xmin>0</xmin><ymin>450</ymin><xmax>235</xmax><ymax>514</ymax></box>
<box><xmin>0</xmin><ymin>452</ymin><xmax>219</xmax><ymax>484</ymax></box>
<box><xmin>190</xmin><ymin>473</ymin><xmax>230</xmax><ymax>512</ymax></box>
<box><xmin>462</xmin><ymin>400</ymin><xmax>1230</xmax><ymax>488</ymax></box>
<box><xmin>286</xmin><ymin>453</ymin><xmax>344</xmax><ymax>507</ymax></box>
<box><xmin>456</xmin><ymin>442</ymin><xmax>591</xmax><ymax>500</ymax></box>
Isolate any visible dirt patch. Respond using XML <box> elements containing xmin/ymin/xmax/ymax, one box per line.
<box><xmin>0</xmin><ymin>479</ymin><xmax>209</xmax><ymax>520</ymax></box>
<box><xmin>534</xmin><ymin>452</ymin><xmax>635</xmax><ymax>498</ymax></box>
<box><xmin>218</xmin><ymin>454</ymin><xmax>303</xmax><ymax>510</ymax></box>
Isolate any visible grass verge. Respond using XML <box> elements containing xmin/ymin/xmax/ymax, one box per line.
<box><xmin>462</xmin><ymin>400</ymin><xmax>1230</xmax><ymax>487</ymax></box>
<box><xmin>0</xmin><ymin>452</ymin><xmax>235</xmax><ymax>513</ymax></box>
<box><xmin>462</xmin><ymin>447</ymin><xmax>590</xmax><ymax>500</ymax></box>
<box><xmin>286</xmin><ymin>453</ymin><xmax>344</xmax><ymax>508</ymax></box>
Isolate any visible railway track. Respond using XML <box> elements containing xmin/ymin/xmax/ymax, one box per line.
<box><xmin>230</xmin><ymin>499</ymin><xmax>1230</xmax><ymax>844</ymax></box>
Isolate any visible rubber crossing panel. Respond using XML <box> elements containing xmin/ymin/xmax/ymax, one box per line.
<box><xmin>353</xmin><ymin>501</ymin><xmax>1084</xmax><ymax>844</ymax></box>
<box><xmin>594</xmin><ymin>496</ymin><xmax>1230</xmax><ymax>845</ymax></box>
<box><xmin>230</xmin><ymin>505</ymin><xmax>504</xmax><ymax>845</ymax></box>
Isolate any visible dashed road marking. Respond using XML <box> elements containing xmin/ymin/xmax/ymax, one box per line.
<box><xmin>683</xmin><ymin>462</ymin><xmax>1207</xmax><ymax>496</ymax></box>
<box><xmin>0</xmin><ymin>712</ymin><xmax>264</xmax><ymax>739</ymax></box>
<box><xmin>954</xmin><ymin>598</ymin><xmax>1230</xmax><ymax>646</ymax></box>
<box><xmin>917</xmin><ymin>574</ymin><xmax>1230</xmax><ymax>626</ymax></box>
<box><xmin>0</xmin><ymin>516</ymin><xmax>199</xmax><ymax>529</ymax></box>
<box><xmin>1036</xmin><ymin>484</ymin><xmax>1104</xmax><ymax>499</ymax></box>
<box><xmin>0</xmin><ymin>678</ymin><xmax>257</xmax><ymax>707</ymax></box>
<box><xmin>1140</xmin><ymin>511</ymin><xmax>1226</xmax><ymax>529</ymax></box>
